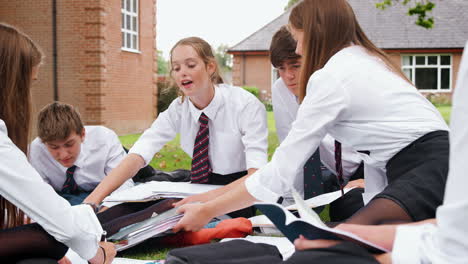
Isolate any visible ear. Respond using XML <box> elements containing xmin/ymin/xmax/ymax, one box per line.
<box><xmin>206</xmin><ymin>60</ymin><xmax>216</xmax><ymax>77</ymax></box>
<box><xmin>80</xmin><ymin>127</ymin><xmax>86</xmax><ymax>141</ymax></box>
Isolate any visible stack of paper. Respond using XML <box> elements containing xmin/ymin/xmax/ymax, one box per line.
<box><xmin>102</xmin><ymin>181</ymin><xmax>220</xmax><ymax>207</ymax></box>
<box><xmin>108</xmin><ymin>207</ymin><xmax>183</xmax><ymax>251</ymax></box>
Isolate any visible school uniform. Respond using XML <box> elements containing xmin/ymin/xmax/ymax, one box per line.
<box><xmin>130</xmin><ymin>83</ymin><xmax>268</xmax><ymax>182</ymax></box>
<box><xmin>391</xmin><ymin>41</ymin><xmax>468</xmax><ymax>264</ymax></box>
<box><xmin>246</xmin><ymin>45</ymin><xmax>449</xmax><ymax>222</ymax></box>
<box><xmin>272</xmin><ymin>77</ymin><xmax>363</xmax><ymax>189</ymax></box>
<box><xmin>29</xmin><ymin>125</ymin><xmax>134</xmax><ymax>204</ymax></box>
<box><xmin>0</xmin><ymin>119</ymin><xmax>103</xmax><ymax>261</ymax></box>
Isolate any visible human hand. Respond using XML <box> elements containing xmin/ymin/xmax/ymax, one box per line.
<box><xmin>345</xmin><ymin>179</ymin><xmax>365</xmax><ymax>189</ymax></box>
<box><xmin>88</xmin><ymin>242</ymin><xmax>116</xmax><ymax>264</ymax></box>
<box><xmin>294</xmin><ymin>235</ymin><xmax>341</xmax><ymax>250</ymax></box>
<box><xmin>336</xmin><ymin>223</ymin><xmax>395</xmax><ymax>251</ymax></box>
<box><xmin>173</xmin><ymin>192</ymin><xmax>212</xmax><ymax>207</ymax></box>
<box><xmin>375</xmin><ymin>253</ymin><xmax>392</xmax><ymax>264</ymax></box>
<box><xmin>58</xmin><ymin>256</ymin><xmax>71</xmax><ymax>264</ymax></box>
<box><xmin>172</xmin><ymin>203</ymin><xmax>213</xmax><ymax>232</ymax></box>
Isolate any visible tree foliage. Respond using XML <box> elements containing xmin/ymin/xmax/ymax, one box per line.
<box><xmin>157</xmin><ymin>50</ymin><xmax>169</xmax><ymax>74</ymax></box>
<box><xmin>376</xmin><ymin>0</ymin><xmax>435</xmax><ymax>28</ymax></box>
<box><xmin>215</xmin><ymin>44</ymin><xmax>232</xmax><ymax>72</ymax></box>
<box><xmin>284</xmin><ymin>0</ymin><xmax>436</xmax><ymax>28</ymax></box>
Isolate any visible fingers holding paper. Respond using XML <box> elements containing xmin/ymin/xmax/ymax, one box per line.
<box><xmin>173</xmin><ymin>203</ymin><xmax>213</xmax><ymax>232</ymax></box>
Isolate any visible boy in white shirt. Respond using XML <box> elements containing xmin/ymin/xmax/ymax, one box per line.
<box><xmin>270</xmin><ymin>26</ymin><xmax>365</xmax><ymax>221</ymax></box>
<box><xmin>29</xmin><ymin>102</ymin><xmax>135</xmax><ymax>205</ymax></box>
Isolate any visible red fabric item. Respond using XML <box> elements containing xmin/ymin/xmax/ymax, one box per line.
<box><xmin>161</xmin><ymin>217</ymin><xmax>253</xmax><ymax>247</ymax></box>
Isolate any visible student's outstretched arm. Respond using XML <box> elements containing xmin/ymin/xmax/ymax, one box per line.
<box><xmin>173</xmin><ymin>179</ymin><xmax>257</xmax><ymax>232</ymax></box>
<box><xmin>84</xmin><ymin>153</ymin><xmax>144</xmax><ymax>205</ymax></box>
<box><xmin>173</xmin><ymin>168</ymin><xmax>257</xmax><ymax>207</ymax></box>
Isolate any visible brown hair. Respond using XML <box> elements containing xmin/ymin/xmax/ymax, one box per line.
<box><xmin>270</xmin><ymin>26</ymin><xmax>301</xmax><ymax>68</ymax></box>
<box><xmin>37</xmin><ymin>102</ymin><xmax>84</xmax><ymax>142</ymax></box>
<box><xmin>0</xmin><ymin>23</ymin><xmax>42</xmax><ymax>228</ymax></box>
<box><xmin>169</xmin><ymin>37</ymin><xmax>223</xmax><ymax>101</ymax></box>
<box><xmin>289</xmin><ymin>0</ymin><xmax>410</xmax><ymax>102</ymax></box>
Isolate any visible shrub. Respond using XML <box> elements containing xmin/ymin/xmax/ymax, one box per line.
<box><xmin>242</xmin><ymin>86</ymin><xmax>259</xmax><ymax>98</ymax></box>
<box><xmin>424</xmin><ymin>92</ymin><xmax>452</xmax><ymax>106</ymax></box>
<box><xmin>157</xmin><ymin>77</ymin><xmax>179</xmax><ymax>113</ymax></box>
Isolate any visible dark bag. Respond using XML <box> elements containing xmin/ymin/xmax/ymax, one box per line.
<box><xmin>165</xmin><ymin>240</ymin><xmax>283</xmax><ymax>264</ymax></box>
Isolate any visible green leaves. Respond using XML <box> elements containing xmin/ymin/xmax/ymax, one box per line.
<box><xmin>376</xmin><ymin>0</ymin><xmax>436</xmax><ymax>28</ymax></box>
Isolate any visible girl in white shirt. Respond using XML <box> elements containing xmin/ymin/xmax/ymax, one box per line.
<box><xmin>85</xmin><ymin>37</ymin><xmax>268</xmax><ymax>218</ymax></box>
<box><xmin>173</xmin><ymin>0</ymin><xmax>449</xmax><ymax>233</ymax></box>
<box><xmin>0</xmin><ymin>23</ymin><xmax>115</xmax><ymax>263</ymax></box>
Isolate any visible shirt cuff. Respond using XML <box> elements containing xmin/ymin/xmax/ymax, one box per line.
<box><xmin>245</xmin><ymin>171</ymin><xmax>280</xmax><ymax>203</ymax></box>
<box><xmin>392</xmin><ymin>224</ymin><xmax>436</xmax><ymax>264</ymax></box>
<box><xmin>65</xmin><ymin>205</ymin><xmax>103</xmax><ymax>260</ymax></box>
<box><xmin>245</xmin><ymin>150</ymin><xmax>268</xmax><ymax>170</ymax></box>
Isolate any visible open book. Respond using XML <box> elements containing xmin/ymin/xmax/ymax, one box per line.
<box><xmin>254</xmin><ymin>189</ymin><xmax>388</xmax><ymax>253</ymax></box>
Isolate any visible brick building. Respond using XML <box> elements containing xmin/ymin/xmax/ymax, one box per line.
<box><xmin>229</xmin><ymin>0</ymin><xmax>468</xmax><ymax>102</ymax></box>
<box><xmin>0</xmin><ymin>0</ymin><xmax>158</xmax><ymax>135</ymax></box>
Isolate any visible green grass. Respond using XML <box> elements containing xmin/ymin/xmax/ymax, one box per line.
<box><xmin>117</xmin><ymin>106</ymin><xmax>450</xmax><ymax>259</ymax></box>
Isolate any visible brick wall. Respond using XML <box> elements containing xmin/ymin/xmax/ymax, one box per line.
<box><xmin>0</xmin><ymin>0</ymin><xmax>54</xmax><ymax>134</ymax></box>
<box><xmin>0</xmin><ymin>0</ymin><xmax>157</xmax><ymax>136</ymax></box>
<box><xmin>232</xmin><ymin>53</ymin><xmax>272</xmax><ymax>101</ymax></box>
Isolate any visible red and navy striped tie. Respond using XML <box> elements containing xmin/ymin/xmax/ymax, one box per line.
<box><xmin>61</xmin><ymin>165</ymin><xmax>80</xmax><ymax>194</ymax></box>
<box><xmin>191</xmin><ymin>113</ymin><xmax>211</xmax><ymax>184</ymax></box>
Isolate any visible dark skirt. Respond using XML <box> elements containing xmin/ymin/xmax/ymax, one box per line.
<box><xmin>374</xmin><ymin>130</ymin><xmax>449</xmax><ymax>221</ymax></box>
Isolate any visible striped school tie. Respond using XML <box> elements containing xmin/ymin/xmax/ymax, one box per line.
<box><xmin>190</xmin><ymin>113</ymin><xmax>211</xmax><ymax>184</ymax></box>
<box><xmin>303</xmin><ymin>149</ymin><xmax>325</xmax><ymax>200</ymax></box>
<box><xmin>61</xmin><ymin>165</ymin><xmax>80</xmax><ymax>194</ymax></box>
<box><xmin>335</xmin><ymin>140</ymin><xmax>345</xmax><ymax>196</ymax></box>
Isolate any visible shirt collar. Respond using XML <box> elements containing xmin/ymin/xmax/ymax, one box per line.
<box><xmin>73</xmin><ymin>141</ymin><xmax>87</xmax><ymax>169</ymax></box>
<box><xmin>188</xmin><ymin>84</ymin><xmax>223</xmax><ymax>122</ymax></box>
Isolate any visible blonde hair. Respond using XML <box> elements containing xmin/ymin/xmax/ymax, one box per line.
<box><xmin>37</xmin><ymin>102</ymin><xmax>84</xmax><ymax>142</ymax></box>
<box><xmin>169</xmin><ymin>37</ymin><xmax>223</xmax><ymax>101</ymax></box>
<box><xmin>289</xmin><ymin>0</ymin><xmax>410</xmax><ymax>102</ymax></box>
<box><xmin>0</xmin><ymin>23</ymin><xmax>42</xmax><ymax>229</ymax></box>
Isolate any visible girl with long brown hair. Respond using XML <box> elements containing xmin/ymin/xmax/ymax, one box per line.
<box><xmin>0</xmin><ymin>23</ymin><xmax>115</xmax><ymax>263</ymax></box>
<box><xmin>84</xmin><ymin>37</ymin><xmax>268</xmax><ymax>218</ymax></box>
<box><xmin>172</xmin><ymin>0</ymin><xmax>449</xmax><ymax>235</ymax></box>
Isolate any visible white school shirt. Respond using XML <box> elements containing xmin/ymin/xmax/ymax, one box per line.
<box><xmin>392</xmin><ymin>41</ymin><xmax>468</xmax><ymax>264</ymax></box>
<box><xmin>130</xmin><ymin>84</ymin><xmax>268</xmax><ymax>174</ymax></box>
<box><xmin>246</xmin><ymin>45</ymin><xmax>448</xmax><ymax>203</ymax></box>
<box><xmin>272</xmin><ymin>77</ymin><xmax>363</xmax><ymax>181</ymax></box>
<box><xmin>0</xmin><ymin>120</ymin><xmax>102</xmax><ymax>260</ymax></box>
<box><xmin>29</xmin><ymin>126</ymin><xmax>134</xmax><ymax>193</ymax></box>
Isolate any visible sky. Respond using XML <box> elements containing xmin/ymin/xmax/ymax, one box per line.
<box><xmin>156</xmin><ymin>0</ymin><xmax>289</xmax><ymax>59</ymax></box>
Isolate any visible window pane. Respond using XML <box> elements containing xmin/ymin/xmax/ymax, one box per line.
<box><xmin>403</xmin><ymin>68</ymin><xmax>412</xmax><ymax>80</ymax></box>
<box><xmin>402</xmin><ymin>56</ymin><xmax>412</xmax><ymax>66</ymax></box>
<box><xmin>126</xmin><ymin>33</ymin><xmax>131</xmax><ymax>49</ymax></box>
<box><xmin>121</xmin><ymin>13</ymin><xmax>124</xmax><ymax>28</ymax></box>
<box><xmin>122</xmin><ymin>32</ymin><xmax>125</xmax><ymax>47</ymax></box>
<box><xmin>441</xmin><ymin>68</ymin><xmax>450</xmax><ymax>89</ymax></box>
<box><xmin>126</xmin><ymin>14</ymin><xmax>131</xmax><ymax>30</ymax></box>
<box><xmin>428</xmin><ymin>56</ymin><xmax>437</xmax><ymax>65</ymax></box>
<box><xmin>415</xmin><ymin>68</ymin><xmax>437</xmax><ymax>90</ymax></box>
<box><xmin>132</xmin><ymin>16</ymin><xmax>137</xmax><ymax>31</ymax></box>
<box><xmin>415</xmin><ymin>56</ymin><xmax>425</xmax><ymax>65</ymax></box>
<box><xmin>441</xmin><ymin>56</ymin><xmax>451</xmax><ymax>65</ymax></box>
<box><xmin>132</xmin><ymin>34</ymin><xmax>137</xmax><ymax>50</ymax></box>
<box><xmin>126</xmin><ymin>0</ymin><xmax>130</xmax><ymax>11</ymax></box>
<box><xmin>133</xmin><ymin>0</ymin><xmax>137</xmax><ymax>13</ymax></box>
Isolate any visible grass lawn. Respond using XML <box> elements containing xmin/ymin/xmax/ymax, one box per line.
<box><xmin>117</xmin><ymin>105</ymin><xmax>450</xmax><ymax>259</ymax></box>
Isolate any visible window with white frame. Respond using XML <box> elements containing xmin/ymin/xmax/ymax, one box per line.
<box><xmin>121</xmin><ymin>0</ymin><xmax>139</xmax><ymax>51</ymax></box>
<box><xmin>401</xmin><ymin>54</ymin><xmax>452</xmax><ymax>91</ymax></box>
